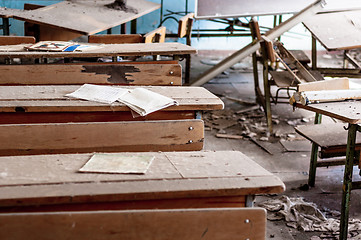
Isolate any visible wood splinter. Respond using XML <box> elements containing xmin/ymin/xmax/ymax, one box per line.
<box><xmin>105</xmin><ymin>0</ymin><xmax>138</xmax><ymax>14</ymax></box>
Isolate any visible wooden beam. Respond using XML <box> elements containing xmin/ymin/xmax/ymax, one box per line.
<box><xmin>0</xmin><ymin>120</ymin><xmax>204</xmax><ymax>155</ymax></box>
<box><xmin>0</xmin><ymin>208</ymin><xmax>266</xmax><ymax>240</ymax></box>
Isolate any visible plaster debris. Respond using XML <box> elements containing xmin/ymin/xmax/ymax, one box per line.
<box><xmin>259</xmin><ymin>196</ymin><xmax>361</xmax><ymax>238</ymax></box>
<box><xmin>105</xmin><ymin>0</ymin><xmax>138</xmax><ymax>13</ymax></box>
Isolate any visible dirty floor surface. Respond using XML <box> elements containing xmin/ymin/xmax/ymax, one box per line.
<box><xmin>186</xmin><ymin>50</ymin><xmax>361</xmax><ymax>240</ymax></box>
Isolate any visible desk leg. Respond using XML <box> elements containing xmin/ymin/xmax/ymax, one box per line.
<box><xmin>262</xmin><ymin>59</ymin><xmax>272</xmax><ymax>133</ymax></box>
<box><xmin>308</xmin><ymin>113</ymin><xmax>322</xmax><ymax>187</ymax></box>
<box><xmin>1</xmin><ymin>17</ymin><xmax>10</xmax><ymax>36</ymax></box>
<box><xmin>311</xmin><ymin>35</ymin><xmax>317</xmax><ymax>70</ymax></box>
<box><xmin>339</xmin><ymin>123</ymin><xmax>358</xmax><ymax>240</ymax></box>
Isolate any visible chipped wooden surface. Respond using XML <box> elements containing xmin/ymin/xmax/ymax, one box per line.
<box><xmin>0</xmin><ymin>85</ymin><xmax>224</xmax><ymax>113</ymax></box>
<box><xmin>0</xmin><ymin>208</ymin><xmax>267</xmax><ymax>240</ymax></box>
<box><xmin>303</xmin><ymin>10</ymin><xmax>361</xmax><ymax>50</ymax></box>
<box><xmin>295</xmin><ymin>123</ymin><xmax>361</xmax><ymax>148</ymax></box>
<box><xmin>0</xmin><ymin>120</ymin><xmax>204</xmax><ymax>156</ymax></box>
<box><xmin>295</xmin><ymin>101</ymin><xmax>361</xmax><ymax>124</ymax></box>
<box><xmin>0</xmin><ymin>36</ymin><xmax>35</xmax><ymax>45</ymax></box>
<box><xmin>0</xmin><ymin>151</ymin><xmax>285</xmax><ymax>208</ymax></box>
<box><xmin>5</xmin><ymin>0</ymin><xmax>160</xmax><ymax>35</ymax></box>
<box><xmin>0</xmin><ymin>42</ymin><xmax>197</xmax><ymax>58</ymax></box>
<box><xmin>0</xmin><ymin>62</ymin><xmax>182</xmax><ymax>86</ymax></box>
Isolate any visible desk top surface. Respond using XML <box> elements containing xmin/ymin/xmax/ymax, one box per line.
<box><xmin>195</xmin><ymin>0</ymin><xmax>361</xmax><ymax>19</ymax></box>
<box><xmin>0</xmin><ymin>85</ymin><xmax>224</xmax><ymax>112</ymax></box>
<box><xmin>303</xmin><ymin>9</ymin><xmax>361</xmax><ymax>50</ymax></box>
<box><xmin>0</xmin><ymin>151</ymin><xmax>285</xmax><ymax>206</ymax></box>
<box><xmin>0</xmin><ymin>42</ymin><xmax>197</xmax><ymax>58</ymax></box>
<box><xmin>296</xmin><ymin>100</ymin><xmax>361</xmax><ymax>124</ymax></box>
<box><xmin>0</xmin><ymin>0</ymin><xmax>160</xmax><ymax>35</ymax></box>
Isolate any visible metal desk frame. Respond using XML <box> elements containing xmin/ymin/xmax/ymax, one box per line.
<box><xmin>295</xmin><ymin>102</ymin><xmax>361</xmax><ymax>240</ymax></box>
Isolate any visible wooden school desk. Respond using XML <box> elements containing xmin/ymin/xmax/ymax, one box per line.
<box><xmin>0</xmin><ymin>151</ymin><xmax>285</xmax><ymax>239</ymax></box>
<box><xmin>0</xmin><ymin>42</ymin><xmax>196</xmax><ymax>59</ymax></box>
<box><xmin>294</xmin><ymin>100</ymin><xmax>361</xmax><ymax>240</ymax></box>
<box><xmin>303</xmin><ymin>9</ymin><xmax>361</xmax><ymax>77</ymax></box>
<box><xmin>0</xmin><ymin>85</ymin><xmax>223</xmax><ymax>154</ymax></box>
<box><xmin>0</xmin><ymin>0</ymin><xmax>160</xmax><ymax>36</ymax></box>
<box><xmin>0</xmin><ymin>151</ymin><xmax>285</xmax><ymax>211</ymax></box>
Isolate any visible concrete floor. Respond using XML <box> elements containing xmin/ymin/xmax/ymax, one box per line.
<box><xmin>186</xmin><ymin>50</ymin><xmax>361</xmax><ymax>240</ymax></box>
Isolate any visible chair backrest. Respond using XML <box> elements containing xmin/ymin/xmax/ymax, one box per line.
<box><xmin>178</xmin><ymin>13</ymin><xmax>194</xmax><ymax>39</ymax></box>
<box><xmin>0</xmin><ymin>208</ymin><xmax>267</xmax><ymax>240</ymax></box>
<box><xmin>0</xmin><ymin>36</ymin><xmax>35</xmax><ymax>45</ymax></box>
<box><xmin>88</xmin><ymin>34</ymin><xmax>143</xmax><ymax>44</ymax></box>
<box><xmin>143</xmin><ymin>26</ymin><xmax>166</xmax><ymax>43</ymax></box>
<box><xmin>0</xmin><ymin>61</ymin><xmax>182</xmax><ymax>86</ymax></box>
<box><xmin>0</xmin><ymin>119</ymin><xmax>204</xmax><ymax>155</ymax></box>
<box><xmin>89</xmin><ymin>26</ymin><xmax>167</xmax><ymax>44</ymax></box>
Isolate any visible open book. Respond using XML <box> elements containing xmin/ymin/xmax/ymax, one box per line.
<box><xmin>25</xmin><ymin>41</ymin><xmax>102</xmax><ymax>52</ymax></box>
<box><xmin>66</xmin><ymin>84</ymin><xmax>178</xmax><ymax>116</ymax></box>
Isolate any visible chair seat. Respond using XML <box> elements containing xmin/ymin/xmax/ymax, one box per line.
<box><xmin>295</xmin><ymin>123</ymin><xmax>361</xmax><ymax>158</ymax></box>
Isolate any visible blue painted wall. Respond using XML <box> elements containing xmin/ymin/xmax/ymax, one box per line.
<box><xmin>0</xmin><ymin>0</ymin><xmax>314</xmax><ymax>50</ymax></box>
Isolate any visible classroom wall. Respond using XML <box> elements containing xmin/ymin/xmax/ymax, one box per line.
<box><xmin>0</xmin><ymin>0</ymin><xmax>316</xmax><ymax>50</ymax></box>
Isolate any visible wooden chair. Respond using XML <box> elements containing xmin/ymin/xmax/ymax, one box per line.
<box><xmin>177</xmin><ymin>13</ymin><xmax>194</xmax><ymax>84</ymax></box>
<box><xmin>0</xmin><ymin>208</ymin><xmax>267</xmax><ymax>240</ymax></box>
<box><xmin>295</xmin><ymin>121</ymin><xmax>361</xmax><ymax>187</ymax></box>
<box><xmin>249</xmin><ymin>18</ymin><xmax>323</xmax><ymax>133</ymax></box>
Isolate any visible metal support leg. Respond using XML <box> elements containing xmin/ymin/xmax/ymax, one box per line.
<box><xmin>263</xmin><ymin>59</ymin><xmax>273</xmax><ymax>133</ymax></box>
<box><xmin>2</xmin><ymin>17</ymin><xmax>10</xmax><ymax>36</ymax></box>
<box><xmin>312</xmin><ymin>35</ymin><xmax>317</xmax><ymax>70</ymax></box>
<box><xmin>339</xmin><ymin>123</ymin><xmax>358</xmax><ymax>240</ymax></box>
<box><xmin>121</xmin><ymin>23</ymin><xmax>126</xmax><ymax>34</ymax></box>
<box><xmin>131</xmin><ymin>19</ymin><xmax>137</xmax><ymax>34</ymax></box>
<box><xmin>308</xmin><ymin>113</ymin><xmax>322</xmax><ymax>187</ymax></box>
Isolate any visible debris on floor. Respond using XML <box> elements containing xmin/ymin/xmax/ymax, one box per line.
<box><xmin>280</xmin><ymin>139</ymin><xmax>312</xmax><ymax>152</ymax></box>
<box><xmin>258</xmin><ymin>195</ymin><xmax>361</xmax><ymax>239</ymax></box>
<box><xmin>203</xmin><ymin>105</ymin><xmax>299</xmax><ymax>143</ymax></box>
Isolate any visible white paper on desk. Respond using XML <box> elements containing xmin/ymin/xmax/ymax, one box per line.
<box><xmin>79</xmin><ymin>153</ymin><xmax>155</xmax><ymax>174</ymax></box>
<box><xmin>117</xmin><ymin>88</ymin><xmax>179</xmax><ymax>116</ymax></box>
<box><xmin>65</xmin><ymin>84</ymin><xmax>128</xmax><ymax>104</ymax></box>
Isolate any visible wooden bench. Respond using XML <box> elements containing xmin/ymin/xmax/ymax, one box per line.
<box><xmin>295</xmin><ymin>122</ymin><xmax>361</xmax><ymax>186</ymax></box>
<box><xmin>0</xmin><ymin>208</ymin><xmax>267</xmax><ymax>240</ymax></box>
<box><xmin>249</xmin><ymin>18</ymin><xmax>323</xmax><ymax>133</ymax></box>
